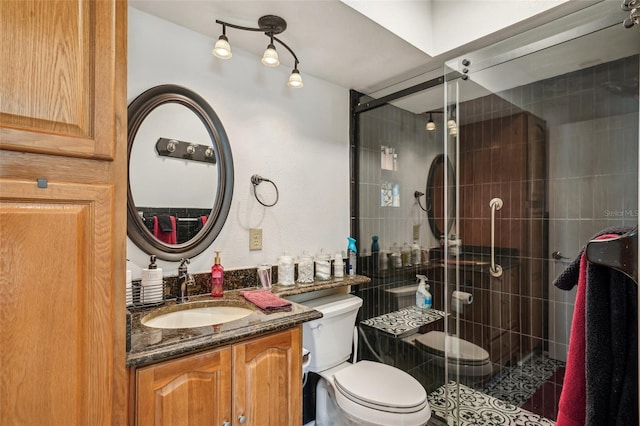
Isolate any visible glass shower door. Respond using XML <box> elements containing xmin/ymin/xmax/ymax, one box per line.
<box><xmin>436</xmin><ymin>3</ymin><xmax>639</xmax><ymax>424</ymax></box>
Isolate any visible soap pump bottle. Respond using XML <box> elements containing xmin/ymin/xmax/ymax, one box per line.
<box><xmin>347</xmin><ymin>237</ymin><xmax>357</xmax><ymax>276</ymax></box>
<box><xmin>211</xmin><ymin>250</ymin><xmax>224</xmax><ymax>298</ymax></box>
<box><xmin>416</xmin><ymin>274</ymin><xmax>432</xmax><ymax>310</ymax></box>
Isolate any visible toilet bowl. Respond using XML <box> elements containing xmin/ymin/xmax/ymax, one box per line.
<box><xmin>413</xmin><ymin>331</ymin><xmax>493</xmax><ymax>386</ymax></box>
<box><xmin>300</xmin><ymin>293</ymin><xmax>431</xmax><ymax>426</ymax></box>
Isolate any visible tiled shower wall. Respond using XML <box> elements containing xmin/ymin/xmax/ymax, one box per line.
<box><xmin>356</xmin><ymin>53</ymin><xmax>638</xmax><ymax>371</ymax></box>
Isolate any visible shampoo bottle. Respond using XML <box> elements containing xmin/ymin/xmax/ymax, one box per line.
<box><xmin>347</xmin><ymin>237</ymin><xmax>357</xmax><ymax>276</ymax></box>
<box><xmin>416</xmin><ymin>274</ymin><xmax>432</xmax><ymax>310</ymax></box>
<box><xmin>211</xmin><ymin>250</ymin><xmax>224</xmax><ymax>298</ymax></box>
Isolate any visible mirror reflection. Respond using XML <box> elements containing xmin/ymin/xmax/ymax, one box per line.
<box><xmin>426</xmin><ymin>154</ymin><xmax>455</xmax><ymax>240</ymax></box>
<box><xmin>130</xmin><ymin>102</ymin><xmax>217</xmax><ymax>244</ymax></box>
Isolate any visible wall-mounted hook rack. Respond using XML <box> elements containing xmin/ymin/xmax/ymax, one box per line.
<box><xmin>155</xmin><ymin>137</ymin><xmax>216</xmax><ymax>164</ymax></box>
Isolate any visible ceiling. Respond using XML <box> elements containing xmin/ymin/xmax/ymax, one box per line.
<box><xmin>130</xmin><ymin>1</ymin><xmax>637</xmax><ymax>111</ymax></box>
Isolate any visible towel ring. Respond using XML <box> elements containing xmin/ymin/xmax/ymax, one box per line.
<box><xmin>251</xmin><ymin>174</ymin><xmax>279</xmax><ymax>207</ymax></box>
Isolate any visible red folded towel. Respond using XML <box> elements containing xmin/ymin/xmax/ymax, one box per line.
<box><xmin>240</xmin><ymin>290</ymin><xmax>291</xmax><ymax>311</ymax></box>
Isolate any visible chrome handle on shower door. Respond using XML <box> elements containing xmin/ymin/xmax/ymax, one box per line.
<box><xmin>489</xmin><ymin>197</ymin><xmax>503</xmax><ymax>278</ymax></box>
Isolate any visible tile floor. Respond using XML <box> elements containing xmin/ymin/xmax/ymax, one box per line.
<box><xmin>428</xmin><ymin>382</ymin><xmax>556</xmax><ymax>426</ymax></box>
<box><xmin>428</xmin><ymin>354</ymin><xmax>566</xmax><ymax>425</ymax></box>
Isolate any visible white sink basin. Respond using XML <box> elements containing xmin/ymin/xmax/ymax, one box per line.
<box><xmin>142</xmin><ymin>305</ymin><xmax>254</xmax><ymax>329</ymax></box>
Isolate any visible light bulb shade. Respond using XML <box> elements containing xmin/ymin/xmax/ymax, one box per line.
<box><xmin>288</xmin><ymin>69</ymin><xmax>303</xmax><ymax>88</ymax></box>
<box><xmin>447</xmin><ymin>118</ymin><xmax>456</xmax><ymax>129</ymax></box>
<box><xmin>426</xmin><ymin>120</ymin><xmax>436</xmax><ymax>131</ymax></box>
<box><xmin>449</xmin><ymin>126</ymin><xmax>458</xmax><ymax>136</ymax></box>
<box><xmin>212</xmin><ymin>35</ymin><xmax>232</xmax><ymax>59</ymax></box>
<box><xmin>261</xmin><ymin>44</ymin><xmax>280</xmax><ymax>67</ymax></box>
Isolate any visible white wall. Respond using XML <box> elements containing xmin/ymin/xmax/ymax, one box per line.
<box><xmin>127</xmin><ymin>7</ymin><xmax>351</xmax><ymax>278</ymax></box>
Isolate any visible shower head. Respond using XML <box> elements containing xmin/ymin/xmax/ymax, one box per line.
<box><xmin>414</xmin><ymin>191</ymin><xmax>425</xmax><ymax>199</ymax></box>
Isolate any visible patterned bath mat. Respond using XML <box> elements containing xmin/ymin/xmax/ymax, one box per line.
<box><xmin>428</xmin><ymin>381</ymin><xmax>556</xmax><ymax>426</ymax></box>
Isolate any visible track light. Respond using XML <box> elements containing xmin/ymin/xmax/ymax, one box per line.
<box><xmin>288</xmin><ymin>63</ymin><xmax>304</xmax><ymax>88</ymax></box>
<box><xmin>426</xmin><ymin>113</ymin><xmax>436</xmax><ymax>131</ymax></box>
<box><xmin>213</xmin><ymin>15</ymin><xmax>303</xmax><ymax>88</ymax></box>
<box><xmin>261</xmin><ymin>37</ymin><xmax>280</xmax><ymax>67</ymax></box>
<box><xmin>212</xmin><ymin>25</ymin><xmax>232</xmax><ymax>59</ymax></box>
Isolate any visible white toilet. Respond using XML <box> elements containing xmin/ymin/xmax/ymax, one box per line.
<box><xmin>300</xmin><ymin>293</ymin><xmax>431</xmax><ymax>426</ymax></box>
<box><xmin>411</xmin><ymin>331</ymin><xmax>493</xmax><ymax>386</ymax></box>
<box><xmin>386</xmin><ymin>283</ymin><xmax>494</xmax><ymax>386</ymax></box>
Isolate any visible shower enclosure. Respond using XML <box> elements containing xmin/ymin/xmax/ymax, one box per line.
<box><xmin>352</xmin><ymin>3</ymin><xmax>638</xmax><ymax>424</ymax></box>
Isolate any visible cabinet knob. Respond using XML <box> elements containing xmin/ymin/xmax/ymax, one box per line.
<box><xmin>238</xmin><ymin>414</ymin><xmax>247</xmax><ymax>424</ymax></box>
<box><xmin>222</xmin><ymin>421</ymin><xmax>231</xmax><ymax>426</ymax></box>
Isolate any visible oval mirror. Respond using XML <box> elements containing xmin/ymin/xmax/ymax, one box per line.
<box><xmin>127</xmin><ymin>84</ymin><xmax>234</xmax><ymax>261</ymax></box>
<box><xmin>426</xmin><ymin>154</ymin><xmax>455</xmax><ymax>239</ymax></box>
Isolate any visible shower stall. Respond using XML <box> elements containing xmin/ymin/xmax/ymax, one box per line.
<box><xmin>351</xmin><ymin>3</ymin><xmax>638</xmax><ymax>425</ymax></box>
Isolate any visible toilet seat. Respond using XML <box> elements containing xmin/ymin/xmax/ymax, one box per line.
<box><xmin>333</xmin><ymin>361</ymin><xmax>428</xmax><ymax>413</ymax></box>
<box><xmin>319</xmin><ymin>361</ymin><xmax>431</xmax><ymax>426</ymax></box>
<box><xmin>414</xmin><ymin>331</ymin><xmax>490</xmax><ymax>365</ymax></box>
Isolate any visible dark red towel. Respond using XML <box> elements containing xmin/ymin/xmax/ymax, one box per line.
<box><xmin>556</xmin><ymin>252</ymin><xmax>587</xmax><ymax>426</ymax></box>
<box><xmin>240</xmin><ymin>290</ymin><xmax>291</xmax><ymax>311</ymax></box>
<box><xmin>153</xmin><ymin>215</ymin><xmax>177</xmax><ymax>244</ymax></box>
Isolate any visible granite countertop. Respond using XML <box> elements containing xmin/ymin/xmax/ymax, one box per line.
<box><xmin>127</xmin><ymin>275</ymin><xmax>371</xmax><ymax>367</ymax></box>
<box><xmin>270</xmin><ymin>274</ymin><xmax>371</xmax><ymax>297</ymax></box>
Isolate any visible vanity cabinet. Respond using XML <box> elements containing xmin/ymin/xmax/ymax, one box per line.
<box><xmin>0</xmin><ymin>1</ymin><xmax>127</xmax><ymax>424</ymax></box>
<box><xmin>134</xmin><ymin>327</ymin><xmax>303</xmax><ymax>426</ymax></box>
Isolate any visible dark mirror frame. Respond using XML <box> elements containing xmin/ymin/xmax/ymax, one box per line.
<box><xmin>127</xmin><ymin>84</ymin><xmax>234</xmax><ymax>261</ymax></box>
<box><xmin>426</xmin><ymin>153</ymin><xmax>456</xmax><ymax>239</ymax></box>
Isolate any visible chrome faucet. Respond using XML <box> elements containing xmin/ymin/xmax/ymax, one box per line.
<box><xmin>176</xmin><ymin>258</ymin><xmax>193</xmax><ymax>303</ymax></box>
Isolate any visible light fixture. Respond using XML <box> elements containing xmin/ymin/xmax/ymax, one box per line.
<box><xmin>425</xmin><ymin>113</ymin><xmax>436</xmax><ymax>131</ymax></box>
<box><xmin>213</xmin><ymin>15</ymin><xmax>303</xmax><ymax>88</ymax></box>
<box><xmin>212</xmin><ymin>24</ymin><xmax>232</xmax><ymax>59</ymax></box>
<box><xmin>261</xmin><ymin>36</ymin><xmax>280</xmax><ymax>67</ymax></box>
<box><xmin>423</xmin><ymin>110</ymin><xmax>444</xmax><ymax>132</ymax></box>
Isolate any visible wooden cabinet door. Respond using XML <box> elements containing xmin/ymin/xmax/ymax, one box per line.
<box><xmin>233</xmin><ymin>327</ymin><xmax>302</xmax><ymax>426</ymax></box>
<box><xmin>136</xmin><ymin>347</ymin><xmax>233</xmax><ymax>426</ymax></box>
<box><xmin>0</xmin><ymin>0</ymin><xmax>121</xmax><ymax>160</ymax></box>
<box><xmin>0</xmin><ymin>178</ymin><xmax>120</xmax><ymax>425</ymax></box>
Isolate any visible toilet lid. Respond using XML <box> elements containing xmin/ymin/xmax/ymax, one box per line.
<box><xmin>415</xmin><ymin>331</ymin><xmax>489</xmax><ymax>365</ymax></box>
<box><xmin>333</xmin><ymin>361</ymin><xmax>428</xmax><ymax>413</ymax></box>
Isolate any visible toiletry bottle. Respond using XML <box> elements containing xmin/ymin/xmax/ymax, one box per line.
<box><xmin>401</xmin><ymin>242</ymin><xmax>411</xmax><ymax>267</ymax></box>
<box><xmin>347</xmin><ymin>237</ymin><xmax>357</xmax><ymax>276</ymax></box>
<box><xmin>371</xmin><ymin>236</ymin><xmax>379</xmax><ymax>273</ymax></box>
<box><xmin>334</xmin><ymin>253</ymin><xmax>344</xmax><ymax>279</ymax></box>
<box><xmin>211</xmin><ymin>250</ymin><xmax>224</xmax><ymax>297</ymax></box>
<box><xmin>141</xmin><ymin>255</ymin><xmax>163</xmax><ymax>304</ymax></box>
<box><xmin>416</xmin><ymin>274</ymin><xmax>432</xmax><ymax>310</ymax></box>
<box><xmin>176</xmin><ymin>258</ymin><xmax>190</xmax><ymax>303</ymax></box>
<box><xmin>412</xmin><ymin>241</ymin><xmax>421</xmax><ymax>266</ymax></box>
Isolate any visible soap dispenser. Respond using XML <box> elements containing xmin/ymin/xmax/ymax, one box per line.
<box><xmin>176</xmin><ymin>258</ymin><xmax>190</xmax><ymax>304</ymax></box>
<box><xmin>415</xmin><ymin>274</ymin><xmax>432</xmax><ymax>310</ymax></box>
<box><xmin>141</xmin><ymin>255</ymin><xmax>163</xmax><ymax>304</ymax></box>
<box><xmin>211</xmin><ymin>250</ymin><xmax>224</xmax><ymax>298</ymax></box>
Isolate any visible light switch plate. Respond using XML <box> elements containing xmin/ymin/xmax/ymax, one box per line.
<box><xmin>413</xmin><ymin>224</ymin><xmax>420</xmax><ymax>241</ymax></box>
<box><xmin>250</xmin><ymin>228</ymin><xmax>262</xmax><ymax>251</ymax></box>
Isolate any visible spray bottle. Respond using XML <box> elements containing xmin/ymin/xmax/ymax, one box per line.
<box><xmin>415</xmin><ymin>274</ymin><xmax>432</xmax><ymax>310</ymax></box>
<box><xmin>347</xmin><ymin>237</ymin><xmax>357</xmax><ymax>276</ymax></box>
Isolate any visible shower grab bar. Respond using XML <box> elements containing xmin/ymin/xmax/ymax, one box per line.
<box><xmin>489</xmin><ymin>197</ymin><xmax>503</xmax><ymax>278</ymax></box>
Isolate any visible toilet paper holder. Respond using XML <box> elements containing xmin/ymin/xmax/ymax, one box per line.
<box><xmin>451</xmin><ymin>290</ymin><xmax>473</xmax><ymax>313</ymax></box>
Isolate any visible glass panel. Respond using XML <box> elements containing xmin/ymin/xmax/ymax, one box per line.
<box><xmin>353</xmin><ymin>3</ymin><xmax>637</xmax><ymax>425</ymax></box>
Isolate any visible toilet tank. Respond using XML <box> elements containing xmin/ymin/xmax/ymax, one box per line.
<box><xmin>299</xmin><ymin>293</ymin><xmax>363</xmax><ymax>373</ymax></box>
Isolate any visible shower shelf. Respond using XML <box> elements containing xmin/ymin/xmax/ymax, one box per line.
<box><xmin>360</xmin><ymin>307</ymin><xmax>446</xmax><ymax>338</ymax></box>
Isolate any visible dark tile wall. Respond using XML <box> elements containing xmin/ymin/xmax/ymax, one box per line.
<box><xmin>355</xmin><ymin>54</ymin><xmax>639</xmax><ymax>392</ymax></box>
